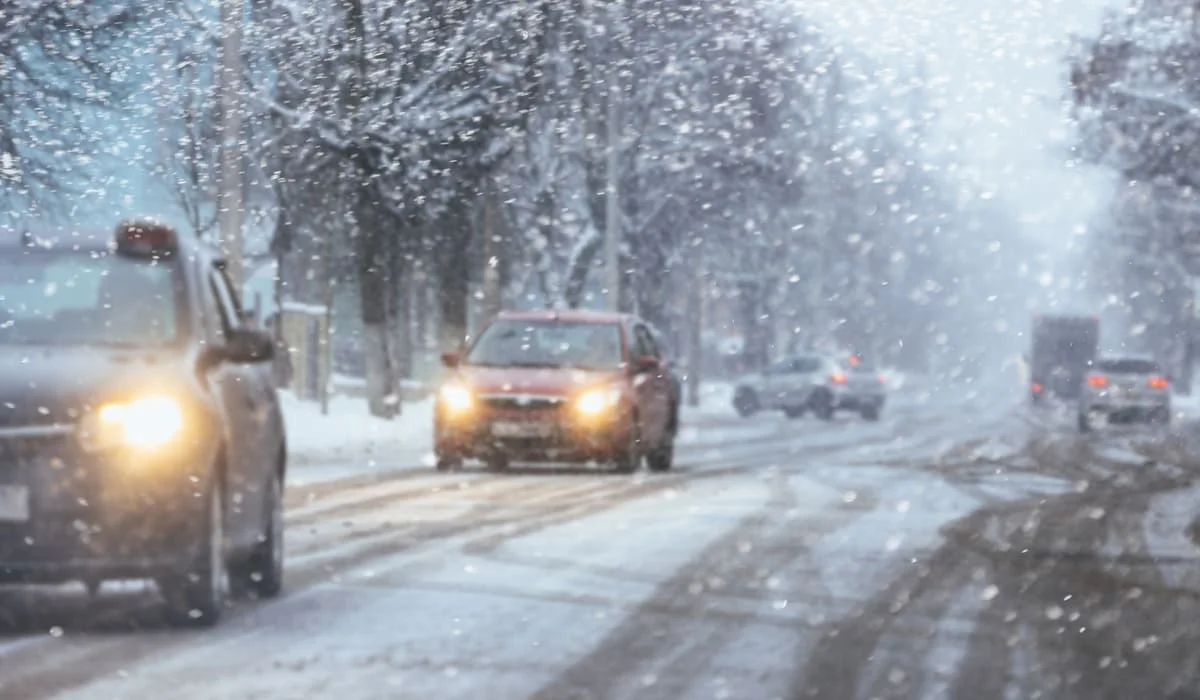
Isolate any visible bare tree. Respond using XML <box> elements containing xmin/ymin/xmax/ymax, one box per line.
<box><xmin>0</xmin><ymin>1</ymin><xmax>141</xmax><ymax>213</ymax></box>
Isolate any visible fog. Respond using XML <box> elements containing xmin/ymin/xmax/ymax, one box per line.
<box><xmin>793</xmin><ymin>0</ymin><xmax>1125</xmax><ymax>383</ymax></box>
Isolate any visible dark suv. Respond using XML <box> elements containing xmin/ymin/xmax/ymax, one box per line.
<box><xmin>0</xmin><ymin>219</ymin><xmax>286</xmax><ymax>626</ymax></box>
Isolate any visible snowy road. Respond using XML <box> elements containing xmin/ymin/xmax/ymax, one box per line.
<box><xmin>3</xmin><ymin>388</ymin><xmax>1200</xmax><ymax>699</ymax></box>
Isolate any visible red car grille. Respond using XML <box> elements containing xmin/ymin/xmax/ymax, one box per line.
<box><xmin>480</xmin><ymin>395</ymin><xmax>566</xmax><ymax>411</ymax></box>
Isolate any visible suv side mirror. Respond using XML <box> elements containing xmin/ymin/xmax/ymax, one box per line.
<box><xmin>224</xmin><ymin>328</ymin><xmax>275</xmax><ymax>363</ymax></box>
<box><xmin>441</xmin><ymin>351</ymin><xmax>461</xmax><ymax>368</ymax></box>
<box><xmin>201</xmin><ymin>328</ymin><xmax>274</xmax><ymax>370</ymax></box>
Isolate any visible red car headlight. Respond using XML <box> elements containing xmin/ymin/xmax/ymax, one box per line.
<box><xmin>439</xmin><ymin>383</ymin><xmax>475</xmax><ymax>414</ymax></box>
<box><xmin>575</xmin><ymin>386</ymin><xmax>623</xmax><ymax>417</ymax></box>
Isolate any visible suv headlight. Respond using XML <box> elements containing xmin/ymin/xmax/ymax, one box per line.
<box><xmin>79</xmin><ymin>395</ymin><xmax>185</xmax><ymax>452</ymax></box>
<box><xmin>576</xmin><ymin>386</ymin><xmax>623</xmax><ymax>416</ymax></box>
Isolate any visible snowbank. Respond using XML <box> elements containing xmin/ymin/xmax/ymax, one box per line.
<box><xmin>680</xmin><ymin>380</ymin><xmax>737</xmax><ymax>418</ymax></box>
<box><xmin>281</xmin><ymin>391</ymin><xmax>433</xmax><ymax>466</ymax></box>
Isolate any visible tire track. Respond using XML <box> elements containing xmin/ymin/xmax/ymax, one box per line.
<box><xmin>0</xmin><ymin>454</ymin><xmax>765</xmax><ymax>698</ymax></box>
<box><xmin>527</xmin><ymin>475</ymin><xmax>877</xmax><ymax>700</ymax></box>
<box><xmin>0</xmin><ymin>477</ymin><xmax>637</xmax><ymax>696</ymax></box>
<box><xmin>791</xmin><ymin>426</ymin><xmax>1200</xmax><ymax>700</ymax></box>
<box><xmin>790</xmin><ymin>544</ymin><xmax>962</xmax><ymax>700</ymax></box>
<box><xmin>286</xmin><ymin>476</ymin><xmax>620</xmax><ymax>562</ymax></box>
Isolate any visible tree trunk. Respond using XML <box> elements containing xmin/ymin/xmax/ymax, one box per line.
<box><xmin>342</xmin><ymin>0</ymin><xmax>397</xmax><ymax>417</ymax></box>
<box><xmin>361</xmin><ymin>321</ymin><xmax>394</xmax><ymax>416</ymax></box>
<box><xmin>358</xmin><ymin>224</ymin><xmax>397</xmax><ymax>419</ymax></box>
<box><xmin>634</xmin><ymin>240</ymin><xmax>669</xmax><ymax>331</ymax></box>
<box><xmin>383</xmin><ymin>234</ymin><xmax>408</xmax><ymax>415</ymax></box>
<box><xmin>480</xmin><ymin>178</ymin><xmax>503</xmax><ymax>322</ymax></box>
<box><xmin>436</xmin><ymin>200</ymin><xmax>473</xmax><ymax>352</ymax></box>
<box><xmin>686</xmin><ymin>279</ymin><xmax>702</xmax><ymax>407</ymax></box>
<box><xmin>413</xmin><ymin>264</ymin><xmax>429</xmax><ymax>361</ymax></box>
<box><xmin>562</xmin><ymin>229</ymin><xmax>601</xmax><ymax>308</ymax></box>
<box><xmin>393</xmin><ymin>268</ymin><xmax>414</xmax><ymax>381</ymax></box>
<box><xmin>737</xmin><ymin>279</ymin><xmax>768</xmax><ymax>371</ymax></box>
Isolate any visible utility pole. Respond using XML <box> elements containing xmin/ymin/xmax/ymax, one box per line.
<box><xmin>218</xmin><ymin>0</ymin><xmax>246</xmax><ymax>291</ymax></box>
<box><xmin>604</xmin><ymin>61</ymin><xmax>621</xmax><ymax>311</ymax></box>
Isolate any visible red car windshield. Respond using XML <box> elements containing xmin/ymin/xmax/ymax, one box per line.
<box><xmin>466</xmin><ymin>319</ymin><xmax>624</xmax><ymax>371</ymax></box>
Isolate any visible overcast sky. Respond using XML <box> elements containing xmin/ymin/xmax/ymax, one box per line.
<box><xmin>797</xmin><ymin>0</ymin><xmax>1121</xmax><ymax>263</ymax></box>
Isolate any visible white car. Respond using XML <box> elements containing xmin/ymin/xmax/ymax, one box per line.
<box><xmin>1078</xmin><ymin>356</ymin><xmax>1171</xmax><ymax>431</ymax></box>
<box><xmin>732</xmin><ymin>354</ymin><xmax>887</xmax><ymax>421</ymax></box>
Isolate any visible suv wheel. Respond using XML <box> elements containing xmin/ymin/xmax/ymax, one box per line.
<box><xmin>232</xmin><ymin>466</ymin><xmax>284</xmax><ymax>599</ymax></box>
<box><xmin>733</xmin><ymin>388</ymin><xmax>759</xmax><ymax>418</ymax></box>
<box><xmin>161</xmin><ymin>480</ymin><xmax>228</xmax><ymax>627</ymax></box>
<box><xmin>809</xmin><ymin>390</ymin><xmax>835</xmax><ymax>421</ymax></box>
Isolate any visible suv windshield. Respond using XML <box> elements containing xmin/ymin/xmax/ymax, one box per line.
<box><xmin>466</xmin><ymin>319</ymin><xmax>624</xmax><ymax>370</ymax></box>
<box><xmin>0</xmin><ymin>250</ymin><xmax>181</xmax><ymax>347</ymax></box>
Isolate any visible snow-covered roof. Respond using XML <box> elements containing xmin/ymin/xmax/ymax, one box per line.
<box><xmin>281</xmin><ymin>301</ymin><xmax>328</xmax><ymax>316</ymax></box>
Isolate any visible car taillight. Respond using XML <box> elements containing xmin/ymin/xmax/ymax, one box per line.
<box><xmin>830</xmin><ymin>372</ymin><xmax>847</xmax><ymax>385</ymax></box>
<box><xmin>1031</xmin><ymin>382</ymin><xmax>1043</xmax><ymax>393</ymax></box>
<box><xmin>1149</xmin><ymin>376</ymin><xmax>1169</xmax><ymax>389</ymax></box>
<box><xmin>1087</xmin><ymin>375</ymin><xmax>1108</xmax><ymax>388</ymax></box>
<box><xmin>878</xmin><ymin>373</ymin><xmax>887</xmax><ymax>384</ymax></box>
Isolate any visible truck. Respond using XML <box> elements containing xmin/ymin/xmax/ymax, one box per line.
<box><xmin>1029</xmin><ymin>314</ymin><xmax>1100</xmax><ymax>403</ymax></box>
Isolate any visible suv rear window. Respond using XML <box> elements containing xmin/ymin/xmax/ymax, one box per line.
<box><xmin>1096</xmin><ymin>358</ymin><xmax>1158</xmax><ymax>374</ymax></box>
<box><xmin>795</xmin><ymin>357</ymin><xmax>822</xmax><ymax>372</ymax></box>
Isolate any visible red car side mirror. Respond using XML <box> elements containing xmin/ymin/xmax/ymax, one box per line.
<box><xmin>633</xmin><ymin>356</ymin><xmax>659</xmax><ymax>373</ymax></box>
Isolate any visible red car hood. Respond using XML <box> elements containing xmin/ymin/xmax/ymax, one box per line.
<box><xmin>457</xmin><ymin>366</ymin><xmax>623</xmax><ymax>396</ymax></box>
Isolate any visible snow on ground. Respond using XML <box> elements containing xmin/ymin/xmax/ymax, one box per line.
<box><xmin>1143</xmin><ymin>480</ymin><xmax>1200</xmax><ymax>590</ymax></box>
<box><xmin>804</xmin><ymin>464</ymin><xmax>985</xmax><ymax>606</ymax></box>
<box><xmin>1172</xmin><ymin>388</ymin><xmax>1200</xmax><ymax>421</ymax></box>
<box><xmin>282</xmin><ymin>391</ymin><xmax>434</xmax><ymax>468</ymax></box>
<box><xmin>679</xmin><ymin>380</ymin><xmax>736</xmax><ymax>419</ymax></box>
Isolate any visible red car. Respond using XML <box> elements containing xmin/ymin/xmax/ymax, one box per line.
<box><xmin>434</xmin><ymin>310</ymin><xmax>678</xmax><ymax>473</ymax></box>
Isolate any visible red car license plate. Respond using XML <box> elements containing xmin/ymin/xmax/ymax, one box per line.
<box><xmin>492</xmin><ymin>422</ymin><xmax>553</xmax><ymax>438</ymax></box>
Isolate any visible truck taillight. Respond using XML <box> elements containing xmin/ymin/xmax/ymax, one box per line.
<box><xmin>1087</xmin><ymin>375</ymin><xmax>1108</xmax><ymax>388</ymax></box>
<box><xmin>1149</xmin><ymin>376</ymin><xmax>1169</xmax><ymax>389</ymax></box>
<box><xmin>830</xmin><ymin>372</ymin><xmax>847</xmax><ymax>385</ymax></box>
